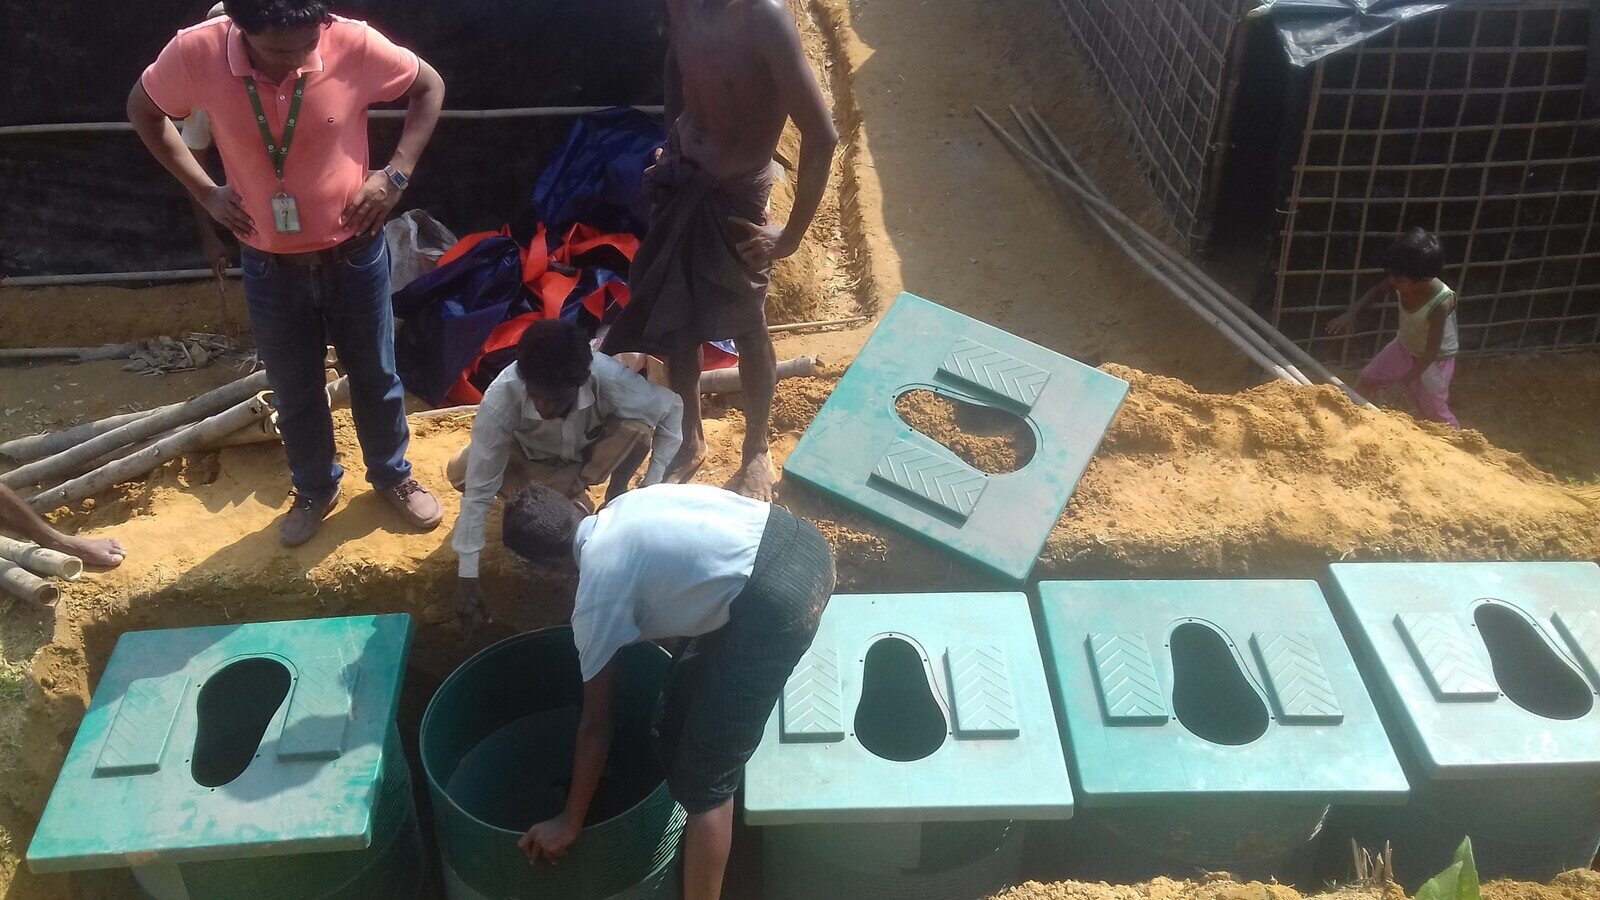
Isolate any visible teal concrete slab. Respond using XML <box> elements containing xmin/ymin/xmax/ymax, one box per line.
<box><xmin>744</xmin><ymin>593</ymin><xmax>1073</xmax><ymax>825</ymax></box>
<box><xmin>1037</xmin><ymin>580</ymin><xmax>1408</xmax><ymax>806</ymax></box>
<box><xmin>783</xmin><ymin>293</ymin><xmax>1128</xmax><ymax>583</ymax></box>
<box><xmin>1327</xmin><ymin>562</ymin><xmax>1600</xmax><ymax>777</ymax></box>
<box><xmin>28</xmin><ymin>615</ymin><xmax>413</xmax><ymax>874</ymax></box>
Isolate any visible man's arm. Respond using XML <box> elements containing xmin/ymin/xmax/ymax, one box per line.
<box><xmin>520</xmin><ymin>660</ymin><xmax>617</xmax><ymax>861</ymax></box>
<box><xmin>1327</xmin><ymin>277</ymin><xmax>1392</xmax><ymax>335</ymax></box>
<box><xmin>733</xmin><ymin>0</ymin><xmax>838</xmax><ymax>266</ymax></box>
<box><xmin>600</xmin><ymin>361</ymin><xmax>684</xmax><ymax>485</ymax></box>
<box><xmin>186</xmin><ymin>145</ymin><xmax>231</xmax><ymax>275</ymax></box>
<box><xmin>452</xmin><ymin>386</ymin><xmax>517</xmax><ymax>637</ymax></box>
<box><xmin>128</xmin><ymin>84</ymin><xmax>255</xmax><ymax>238</ymax></box>
<box><xmin>342</xmin><ymin>60</ymin><xmax>446</xmax><ymax>235</ymax></box>
<box><xmin>662</xmin><ymin>30</ymin><xmax>684</xmax><ymax>129</ymax></box>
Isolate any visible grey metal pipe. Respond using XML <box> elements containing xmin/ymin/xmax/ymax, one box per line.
<box><xmin>3</xmin><ymin>268</ymin><xmax>241</xmax><ymax>287</ymax></box>
<box><xmin>0</xmin><ymin>105</ymin><xmax>665</xmax><ymax>137</ymax></box>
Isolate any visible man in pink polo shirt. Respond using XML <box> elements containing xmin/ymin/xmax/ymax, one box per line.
<box><xmin>128</xmin><ymin>0</ymin><xmax>447</xmax><ymax>546</ymax></box>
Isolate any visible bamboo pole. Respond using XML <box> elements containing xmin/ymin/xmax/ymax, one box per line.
<box><xmin>975</xmin><ymin>108</ymin><xmax>1295</xmax><ymax>382</ymax></box>
<box><xmin>0</xmin><ymin>560</ymin><xmax>58</xmax><ymax>608</ymax></box>
<box><xmin>0</xmin><ymin>537</ymin><xmax>83</xmax><ymax>580</ymax></box>
<box><xmin>1007</xmin><ymin>107</ymin><xmax>1308</xmax><ymax>385</ymax></box>
<box><xmin>700</xmin><ymin>357</ymin><xmax>817</xmax><ymax>394</ymax></box>
<box><xmin>0</xmin><ymin>343</ymin><xmax>137</xmax><ymax>363</ymax></box>
<box><xmin>29</xmin><ymin>394</ymin><xmax>272</xmax><ymax>513</ymax></box>
<box><xmin>0</xmin><ymin>406</ymin><xmax>170</xmax><ymax>463</ymax></box>
<box><xmin>767</xmin><ymin>316</ymin><xmax>869</xmax><ymax>334</ymax></box>
<box><xmin>0</xmin><ymin>106</ymin><xmax>668</xmax><ymax>137</ymax></box>
<box><xmin>0</xmin><ymin>369</ymin><xmax>269</xmax><ymax>489</ymax></box>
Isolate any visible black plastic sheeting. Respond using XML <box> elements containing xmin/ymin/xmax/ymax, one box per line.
<box><xmin>1262</xmin><ymin>0</ymin><xmax>1459</xmax><ymax>66</ymax></box>
<box><xmin>0</xmin><ymin>0</ymin><xmax>666</xmax><ymax>277</ymax></box>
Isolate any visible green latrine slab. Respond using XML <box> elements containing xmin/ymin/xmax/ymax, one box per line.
<box><xmin>1036</xmin><ymin>580</ymin><xmax>1408</xmax><ymax>806</ymax></box>
<box><xmin>28</xmin><ymin>615</ymin><xmax>413</xmax><ymax>874</ymax></box>
<box><xmin>744</xmin><ymin>593</ymin><xmax>1073</xmax><ymax>825</ymax></box>
<box><xmin>782</xmin><ymin>293</ymin><xmax>1128</xmax><ymax>582</ymax></box>
<box><xmin>1327</xmin><ymin>562</ymin><xmax>1600</xmax><ymax>776</ymax></box>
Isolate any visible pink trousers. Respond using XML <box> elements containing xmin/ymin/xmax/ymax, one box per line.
<box><xmin>1358</xmin><ymin>339</ymin><xmax>1459</xmax><ymax>428</ymax></box>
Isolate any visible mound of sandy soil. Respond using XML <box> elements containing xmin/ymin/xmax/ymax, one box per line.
<box><xmin>989</xmin><ymin>870</ymin><xmax>1600</xmax><ymax>900</ymax></box>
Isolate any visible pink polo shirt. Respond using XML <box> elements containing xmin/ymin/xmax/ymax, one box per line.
<box><xmin>141</xmin><ymin>15</ymin><xmax>419</xmax><ymax>254</ymax></box>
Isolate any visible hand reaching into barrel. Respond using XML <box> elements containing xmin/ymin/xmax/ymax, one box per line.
<box><xmin>520</xmin><ymin>813</ymin><xmax>580</xmax><ymax>863</ymax></box>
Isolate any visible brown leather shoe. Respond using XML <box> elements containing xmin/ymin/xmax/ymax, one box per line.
<box><xmin>280</xmin><ymin>485</ymin><xmax>341</xmax><ymax>547</ymax></box>
<box><xmin>382</xmin><ymin>477</ymin><xmax>443</xmax><ymax>530</ymax></box>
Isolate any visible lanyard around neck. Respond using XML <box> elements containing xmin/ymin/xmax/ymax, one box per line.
<box><xmin>243</xmin><ymin>74</ymin><xmax>307</xmax><ymax>183</ymax></box>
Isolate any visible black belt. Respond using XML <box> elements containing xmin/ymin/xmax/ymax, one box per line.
<box><xmin>263</xmin><ymin>231</ymin><xmax>379</xmax><ymax>267</ymax></box>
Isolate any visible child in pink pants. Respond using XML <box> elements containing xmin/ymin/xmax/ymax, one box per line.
<box><xmin>1327</xmin><ymin>228</ymin><xmax>1461</xmax><ymax>428</ymax></box>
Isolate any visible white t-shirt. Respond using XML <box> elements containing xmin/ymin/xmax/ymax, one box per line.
<box><xmin>570</xmin><ymin>484</ymin><xmax>771</xmax><ymax>680</ymax></box>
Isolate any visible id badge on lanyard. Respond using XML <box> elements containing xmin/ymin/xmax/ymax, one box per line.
<box><xmin>245</xmin><ymin>75</ymin><xmax>307</xmax><ymax>234</ymax></box>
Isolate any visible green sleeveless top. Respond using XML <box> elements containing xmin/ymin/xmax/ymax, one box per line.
<box><xmin>1397</xmin><ymin>283</ymin><xmax>1459</xmax><ymax>359</ymax></box>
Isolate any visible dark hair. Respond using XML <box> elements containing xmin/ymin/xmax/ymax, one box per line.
<box><xmin>515</xmin><ymin>320</ymin><xmax>592</xmax><ymax>390</ymax></box>
<box><xmin>223</xmin><ymin>0</ymin><xmax>333</xmax><ymax>33</ymax></box>
<box><xmin>503</xmin><ymin>484</ymin><xmax>583</xmax><ymax>560</ymax></box>
<box><xmin>1385</xmin><ymin>227</ymin><xmax>1445</xmax><ymax>281</ymax></box>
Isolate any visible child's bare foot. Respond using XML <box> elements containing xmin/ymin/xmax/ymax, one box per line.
<box><xmin>665</xmin><ymin>436</ymin><xmax>707</xmax><ymax>484</ymax></box>
<box><xmin>723</xmin><ymin>451</ymin><xmax>775</xmax><ymax>501</ymax></box>
<box><xmin>47</xmin><ymin>534</ymin><xmax>126</xmax><ymax>569</ymax></box>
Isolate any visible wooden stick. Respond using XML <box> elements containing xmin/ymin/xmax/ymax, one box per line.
<box><xmin>978</xmin><ymin>108</ymin><xmax>1295</xmax><ymax>382</ymax></box>
<box><xmin>0</xmin><ymin>369</ymin><xmax>270</xmax><ymax>490</ymax></box>
<box><xmin>1008</xmin><ymin>107</ymin><xmax>1308</xmax><ymax>385</ymax></box>
<box><xmin>0</xmin><ymin>560</ymin><xmax>58</xmax><ymax>608</ymax></box>
<box><xmin>28</xmin><ymin>394</ymin><xmax>272</xmax><ymax>513</ymax></box>
<box><xmin>0</xmin><ymin>343</ymin><xmax>137</xmax><ymax>364</ymax></box>
<box><xmin>700</xmin><ymin>356</ymin><xmax>817</xmax><ymax>394</ymax></box>
<box><xmin>413</xmin><ymin>405</ymin><xmax>477</xmax><ymax>420</ymax></box>
<box><xmin>1024</xmin><ymin>107</ymin><xmax>1361</xmax><ymax>396</ymax></box>
<box><xmin>0</xmin><ymin>536</ymin><xmax>82</xmax><ymax>580</ymax></box>
<box><xmin>0</xmin><ymin>406</ymin><xmax>170</xmax><ymax>463</ymax></box>
<box><xmin>768</xmin><ymin>316</ymin><xmax>869</xmax><ymax>334</ymax></box>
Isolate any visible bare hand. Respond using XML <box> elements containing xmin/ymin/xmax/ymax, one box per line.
<box><xmin>1325</xmin><ymin>312</ymin><xmax>1354</xmax><ymax>336</ymax></box>
<box><xmin>201</xmin><ymin>185</ymin><xmax>255</xmax><ymax>239</ymax></box>
<box><xmin>455</xmin><ymin>577</ymin><xmax>491</xmax><ymax>643</ymax></box>
<box><xmin>341</xmin><ymin>170</ymin><xmax>401</xmax><ymax>237</ymax></box>
<box><xmin>519</xmin><ymin>814</ymin><xmax>580</xmax><ymax>863</ymax></box>
<box><xmin>729</xmin><ymin>216</ymin><xmax>791</xmax><ymax>270</ymax></box>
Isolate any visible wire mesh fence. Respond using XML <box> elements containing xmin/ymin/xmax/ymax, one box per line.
<box><xmin>1273</xmin><ymin>0</ymin><xmax>1600</xmax><ymax>364</ymax></box>
<box><xmin>1050</xmin><ymin>0</ymin><xmax>1250</xmax><ymax>247</ymax></box>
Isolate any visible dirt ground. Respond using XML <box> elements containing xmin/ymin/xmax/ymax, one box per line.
<box><xmin>3</xmin><ymin>0</ymin><xmax>1600</xmax><ymax>895</ymax></box>
<box><xmin>989</xmin><ymin>869</ymin><xmax>1600</xmax><ymax>900</ymax></box>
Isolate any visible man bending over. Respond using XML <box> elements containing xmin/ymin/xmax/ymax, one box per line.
<box><xmin>492</xmin><ymin>482</ymin><xmax>835</xmax><ymax>900</ymax></box>
<box><xmin>600</xmin><ymin>0</ymin><xmax>838</xmax><ymax>500</ymax></box>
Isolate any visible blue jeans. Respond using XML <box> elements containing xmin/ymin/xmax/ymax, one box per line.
<box><xmin>241</xmin><ymin>236</ymin><xmax>411</xmax><ymax>499</ymax></box>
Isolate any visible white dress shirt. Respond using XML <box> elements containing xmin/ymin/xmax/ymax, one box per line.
<box><xmin>570</xmin><ymin>484</ymin><xmax>771</xmax><ymax>680</ymax></box>
<box><xmin>452</xmin><ymin>352</ymin><xmax>683</xmax><ymax>577</ymax></box>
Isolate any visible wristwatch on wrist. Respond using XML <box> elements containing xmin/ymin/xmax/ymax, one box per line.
<box><xmin>383</xmin><ymin>165</ymin><xmax>410</xmax><ymax>191</ymax></box>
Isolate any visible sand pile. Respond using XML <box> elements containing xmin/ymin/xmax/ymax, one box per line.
<box><xmin>989</xmin><ymin>870</ymin><xmax>1600</xmax><ymax>900</ymax></box>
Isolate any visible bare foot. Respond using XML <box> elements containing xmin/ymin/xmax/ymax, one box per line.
<box><xmin>48</xmin><ymin>534</ymin><xmax>127</xmax><ymax>569</ymax></box>
<box><xmin>723</xmin><ymin>451</ymin><xmax>776</xmax><ymax>501</ymax></box>
<box><xmin>665</xmin><ymin>436</ymin><xmax>708</xmax><ymax>484</ymax></box>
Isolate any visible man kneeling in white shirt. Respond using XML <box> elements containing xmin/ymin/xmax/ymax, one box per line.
<box><xmin>451</xmin><ymin>319</ymin><xmax>682</xmax><ymax>621</ymax></box>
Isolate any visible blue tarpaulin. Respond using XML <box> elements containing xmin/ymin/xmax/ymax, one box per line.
<box><xmin>524</xmin><ymin>107</ymin><xmax>667</xmax><ymax>239</ymax></box>
<box><xmin>392</xmin><ymin>236</ymin><xmax>531</xmax><ymax>406</ymax></box>
<box><xmin>1257</xmin><ymin>0</ymin><xmax>1458</xmax><ymax>66</ymax></box>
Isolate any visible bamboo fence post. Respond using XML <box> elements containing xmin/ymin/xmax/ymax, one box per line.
<box><xmin>0</xmin><ymin>537</ymin><xmax>83</xmax><ymax>580</ymax></box>
<box><xmin>0</xmin><ymin>560</ymin><xmax>58</xmax><ymax>608</ymax></box>
<box><xmin>28</xmin><ymin>394</ymin><xmax>272</xmax><ymax>513</ymax></box>
<box><xmin>0</xmin><ymin>369</ymin><xmax>270</xmax><ymax>490</ymax></box>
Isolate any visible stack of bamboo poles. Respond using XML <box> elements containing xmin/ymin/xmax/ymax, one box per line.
<box><xmin>975</xmin><ymin>105</ymin><xmax>1372</xmax><ymax>408</ymax></box>
<box><xmin>0</xmin><ymin>536</ymin><xmax>81</xmax><ymax>608</ymax></box>
<box><xmin>0</xmin><ymin>371</ymin><xmax>351</xmax><ymax>517</ymax></box>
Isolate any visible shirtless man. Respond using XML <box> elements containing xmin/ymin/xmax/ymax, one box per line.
<box><xmin>600</xmin><ymin>0</ymin><xmax>837</xmax><ymax>500</ymax></box>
